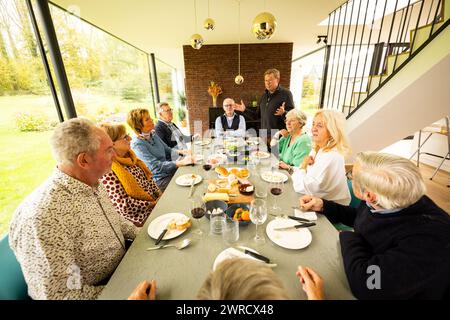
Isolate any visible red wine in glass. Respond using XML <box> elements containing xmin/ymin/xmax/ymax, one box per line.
<box><xmin>191</xmin><ymin>207</ymin><xmax>206</xmax><ymax>219</ymax></box>
<box><xmin>270</xmin><ymin>187</ymin><xmax>282</xmax><ymax>196</ymax></box>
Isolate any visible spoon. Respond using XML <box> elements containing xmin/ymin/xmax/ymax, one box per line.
<box><xmin>146</xmin><ymin>239</ymin><xmax>191</xmax><ymax>251</ymax></box>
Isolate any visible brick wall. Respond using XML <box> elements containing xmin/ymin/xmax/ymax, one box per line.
<box><xmin>183</xmin><ymin>43</ymin><xmax>293</xmax><ymax>133</ymax></box>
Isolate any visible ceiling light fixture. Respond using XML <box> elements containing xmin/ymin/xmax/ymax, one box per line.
<box><xmin>190</xmin><ymin>0</ymin><xmax>204</xmax><ymax>49</ymax></box>
<box><xmin>252</xmin><ymin>0</ymin><xmax>277</xmax><ymax>40</ymax></box>
<box><xmin>204</xmin><ymin>0</ymin><xmax>215</xmax><ymax>30</ymax></box>
<box><xmin>235</xmin><ymin>0</ymin><xmax>244</xmax><ymax>85</ymax></box>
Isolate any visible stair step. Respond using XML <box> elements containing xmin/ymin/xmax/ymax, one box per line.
<box><xmin>367</xmin><ymin>75</ymin><xmax>387</xmax><ymax>94</ymax></box>
<box><xmin>410</xmin><ymin>20</ymin><xmax>444</xmax><ymax>52</ymax></box>
<box><xmin>386</xmin><ymin>52</ymin><xmax>410</xmax><ymax>75</ymax></box>
<box><xmin>351</xmin><ymin>92</ymin><xmax>368</xmax><ymax>106</ymax></box>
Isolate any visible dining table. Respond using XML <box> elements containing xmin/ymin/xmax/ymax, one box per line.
<box><xmin>98</xmin><ymin>137</ymin><xmax>355</xmax><ymax>300</ymax></box>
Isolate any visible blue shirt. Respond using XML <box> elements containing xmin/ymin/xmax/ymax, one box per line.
<box><xmin>131</xmin><ymin>133</ymin><xmax>179</xmax><ymax>183</ymax></box>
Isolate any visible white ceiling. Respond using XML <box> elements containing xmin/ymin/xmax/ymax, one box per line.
<box><xmin>52</xmin><ymin>0</ymin><xmax>346</xmax><ymax>70</ymax></box>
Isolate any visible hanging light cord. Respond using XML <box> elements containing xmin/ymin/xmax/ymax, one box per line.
<box><xmin>208</xmin><ymin>0</ymin><xmax>210</xmax><ymax>17</ymax></box>
<box><xmin>238</xmin><ymin>0</ymin><xmax>241</xmax><ymax>75</ymax></box>
<box><xmin>194</xmin><ymin>0</ymin><xmax>198</xmax><ymax>32</ymax></box>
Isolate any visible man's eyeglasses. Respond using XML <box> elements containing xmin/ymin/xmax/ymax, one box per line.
<box><xmin>162</xmin><ymin>108</ymin><xmax>173</xmax><ymax>113</ymax></box>
<box><xmin>223</xmin><ymin>104</ymin><xmax>234</xmax><ymax>108</ymax></box>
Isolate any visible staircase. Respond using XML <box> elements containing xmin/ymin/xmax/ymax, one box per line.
<box><xmin>321</xmin><ymin>0</ymin><xmax>450</xmax><ymax>155</ymax></box>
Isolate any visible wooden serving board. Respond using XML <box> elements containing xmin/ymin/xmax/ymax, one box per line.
<box><xmin>208</xmin><ymin>179</ymin><xmax>254</xmax><ymax>204</ymax></box>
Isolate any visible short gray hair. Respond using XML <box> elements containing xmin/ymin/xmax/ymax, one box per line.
<box><xmin>156</xmin><ymin>102</ymin><xmax>169</xmax><ymax>114</ymax></box>
<box><xmin>197</xmin><ymin>258</ymin><xmax>289</xmax><ymax>300</ymax></box>
<box><xmin>50</xmin><ymin>118</ymin><xmax>101</xmax><ymax>166</ymax></box>
<box><xmin>286</xmin><ymin>109</ymin><xmax>307</xmax><ymax>128</ymax></box>
<box><xmin>353</xmin><ymin>152</ymin><xmax>426</xmax><ymax>209</ymax></box>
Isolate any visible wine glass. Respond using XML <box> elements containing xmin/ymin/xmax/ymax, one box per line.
<box><xmin>190</xmin><ymin>196</ymin><xmax>205</xmax><ymax>238</ymax></box>
<box><xmin>202</xmin><ymin>162</ymin><xmax>212</xmax><ymax>181</ymax></box>
<box><xmin>249</xmin><ymin>199</ymin><xmax>267</xmax><ymax>245</ymax></box>
<box><xmin>270</xmin><ymin>177</ymin><xmax>284</xmax><ymax>213</ymax></box>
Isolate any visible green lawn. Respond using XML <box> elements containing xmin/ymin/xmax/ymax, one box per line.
<box><xmin>0</xmin><ymin>95</ymin><xmax>58</xmax><ymax>237</ymax></box>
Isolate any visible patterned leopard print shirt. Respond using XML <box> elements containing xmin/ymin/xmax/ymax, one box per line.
<box><xmin>9</xmin><ymin>169</ymin><xmax>138</xmax><ymax>300</ymax></box>
<box><xmin>101</xmin><ymin>164</ymin><xmax>161</xmax><ymax>227</ymax></box>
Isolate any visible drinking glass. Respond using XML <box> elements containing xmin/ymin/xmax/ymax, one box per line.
<box><xmin>222</xmin><ymin>217</ymin><xmax>239</xmax><ymax>245</ymax></box>
<box><xmin>249</xmin><ymin>199</ymin><xmax>267</xmax><ymax>245</ymax></box>
<box><xmin>270</xmin><ymin>178</ymin><xmax>284</xmax><ymax>213</ymax></box>
<box><xmin>190</xmin><ymin>196</ymin><xmax>205</xmax><ymax>238</ymax></box>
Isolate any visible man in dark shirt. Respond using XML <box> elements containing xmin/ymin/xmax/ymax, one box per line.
<box><xmin>154</xmin><ymin>102</ymin><xmax>193</xmax><ymax>150</ymax></box>
<box><xmin>235</xmin><ymin>68</ymin><xmax>294</xmax><ymax>140</ymax></box>
<box><xmin>299</xmin><ymin>151</ymin><xmax>450</xmax><ymax>300</ymax></box>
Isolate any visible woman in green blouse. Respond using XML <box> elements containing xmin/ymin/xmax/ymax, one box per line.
<box><xmin>278</xmin><ymin>109</ymin><xmax>311</xmax><ymax>173</ymax></box>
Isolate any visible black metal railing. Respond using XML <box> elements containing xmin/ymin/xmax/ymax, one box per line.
<box><xmin>321</xmin><ymin>0</ymin><xmax>448</xmax><ymax>117</ymax></box>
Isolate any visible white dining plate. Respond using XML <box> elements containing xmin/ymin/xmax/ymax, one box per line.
<box><xmin>217</xmin><ymin>167</ymin><xmax>251</xmax><ymax>179</ymax></box>
<box><xmin>266</xmin><ymin>219</ymin><xmax>312</xmax><ymax>250</ymax></box>
<box><xmin>194</xmin><ymin>139</ymin><xmax>211</xmax><ymax>146</ymax></box>
<box><xmin>147</xmin><ymin>212</ymin><xmax>189</xmax><ymax>241</ymax></box>
<box><xmin>250</xmin><ymin>151</ymin><xmax>271</xmax><ymax>159</ymax></box>
<box><xmin>213</xmin><ymin>246</ymin><xmax>266</xmax><ymax>270</ymax></box>
<box><xmin>260</xmin><ymin>171</ymin><xmax>288</xmax><ymax>183</ymax></box>
<box><xmin>175</xmin><ymin>174</ymin><xmax>203</xmax><ymax>186</ymax></box>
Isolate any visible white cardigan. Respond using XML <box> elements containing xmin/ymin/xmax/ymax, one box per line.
<box><xmin>292</xmin><ymin>148</ymin><xmax>351</xmax><ymax>205</ymax></box>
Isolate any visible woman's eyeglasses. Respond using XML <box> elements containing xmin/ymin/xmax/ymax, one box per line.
<box><xmin>117</xmin><ymin>134</ymin><xmax>131</xmax><ymax>142</ymax></box>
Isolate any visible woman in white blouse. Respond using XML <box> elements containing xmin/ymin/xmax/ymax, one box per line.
<box><xmin>291</xmin><ymin>110</ymin><xmax>351</xmax><ymax>205</ymax></box>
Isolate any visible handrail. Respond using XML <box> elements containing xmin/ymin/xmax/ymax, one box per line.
<box><xmin>320</xmin><ymin>0</ymin><xmax>447</xmax><ymax>117</ymax></box>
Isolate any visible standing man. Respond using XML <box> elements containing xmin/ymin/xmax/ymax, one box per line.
<box><xmin>154</xmin><ymin>102</ymin><xmax>193</xmax><ymax>150</ymax></box>
<box><xmin>214</xmin><ymin>98</ymin><xmax>246</xmax><ymax>138</ymax></box>
<box><xmin>235</xmin><ymin>68</ymin><xmax>294</xmax><ymax>140</ymax></box>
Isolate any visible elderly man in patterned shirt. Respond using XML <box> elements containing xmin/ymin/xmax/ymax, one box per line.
<box><xmin>9</xmin><ymin>118</ymin><xmax>138</xmax><ymax>300</ymax></box>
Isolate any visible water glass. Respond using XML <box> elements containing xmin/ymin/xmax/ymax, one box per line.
<box><xmin>222</xmin><ymin>217</ymin><xmax>239</xmax><ymax>245</ymax></box>
<box><xmin>209</xmin><ymin>209</ymin><xmax>226</xmax><ymax>235</ymax></box>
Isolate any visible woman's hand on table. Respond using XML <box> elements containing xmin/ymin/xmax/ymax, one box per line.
<box><xmin>296</xmin><ymin>266</ymin><xmax>324</xmax><ymax>300</ymax></box>
<box><xmin>299</xmin><ymin>195</ymin><xmax>323</xmax><ymax>212</ymax></box>
<box><xmin>127</xmin><ymin>279</ymin><xmax>157</xmax><ymax>300</ymax></box>
<box><xmin>278</xmin><ymin>161</ymin><xmax>292</xmax><ymax>171</ymax></box>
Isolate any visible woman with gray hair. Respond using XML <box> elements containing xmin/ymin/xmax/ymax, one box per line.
<box><xmin>299</xmin><ymin>151</ymin><xmax>450</xmax><ymax>299</ymax></box>
<box><xmin>277</xmin><ymin>109</ymin><xmax>311</xmax><ymax>171</ymax></box>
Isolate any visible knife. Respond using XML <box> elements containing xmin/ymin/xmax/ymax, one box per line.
<box><xmin>273</xmin><ymin>222</ymin><xmax>316</xmax><ymax>231</ymax></box>
<box><xmin>234</xmin><ymin>247</ymin><xmax>271</xmax><ymax>263</ymax></box>
<box><xmin>286</xmin><ymin>215</ymin><xmax>311</xmax><ymax>223</ymax></box>
<box><xmin>188</xmin><ymin>178</ymin><xmax>195</xmax><ymax>198</ymax></box>
<box><xmin>155</xmin><ymin>222</ymin><xmax>171</xmax><ymax>245</ymax></box>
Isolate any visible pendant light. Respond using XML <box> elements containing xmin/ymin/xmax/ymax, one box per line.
<box><xmin>252</xmin><ymin>0</ymin><xmax>277</xmax><ymax>40</ymax></box>
<box><xmin>204</xmin><ymin>0</ymin><xmax>215</xmax><ymax>30</ymax></box>
<box><xmin>234</xmin><ymin>0</ymin><xmax>244</xmax><ymax>85</ymax></box>
<box><xmin>190</xmin><ymin>0</ymin><xmax>204</xmax><ymax>49</ymax></box>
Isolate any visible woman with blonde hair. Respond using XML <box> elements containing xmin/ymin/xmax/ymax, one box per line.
<box><xmin>291</xmin><ymin>109</ymin><xmax>351</xmax><ymax>205</ymax></box>
<box><xmin>100</xmin><ymin>123</ymin><xmax>161</xmax><ymax>227</ymax></box>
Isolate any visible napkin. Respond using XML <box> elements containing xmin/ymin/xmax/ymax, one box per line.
<box><xmin>294</xmin><ymin>209</ymin><xmax>317</xmax><ymax>221</ymax></box>
<box><xmin>213</xmin><ymin>247</ymin><xmax>276</xmax><ymax>270</ymax></box>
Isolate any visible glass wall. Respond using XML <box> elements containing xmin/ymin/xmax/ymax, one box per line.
<box><xmin>290</xmin><ymin>47</ymin><xmax>326</xmax><ymax>117</ymax></box>
<box><xmin>0</xmin><ymin>0</ymin><xmax>59</xmax><ymax>237</ymax></box>
<box><xmin>43</xmin><ymin>2</ymin><xmax>156</xmax><ymax>123</ymax></box>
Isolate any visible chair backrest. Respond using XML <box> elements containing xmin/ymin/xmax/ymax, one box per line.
<box><xmin>347</xmin><ymin>179</ymin><xmax>362</xmax><ymax>208</ymax></box>
<box><xmin>0</xmin><ymin>234</ymin><xmax>29</xmax><ymax>300</ymax></box>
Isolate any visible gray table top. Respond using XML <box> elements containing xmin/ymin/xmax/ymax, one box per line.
<box><xmin>99</xmin><ymin>140</ymin><xmax>354</xmax><ymax>300</ymax></box>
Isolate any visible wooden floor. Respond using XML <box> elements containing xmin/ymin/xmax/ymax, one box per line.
<box><xmin>419</xmin><ymin>163</ymin><xmax>450</xmax><ymax>213</ymax></box>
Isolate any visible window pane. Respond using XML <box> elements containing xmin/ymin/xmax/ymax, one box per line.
<box><xmin>47</xmin><ymin>3</ymin><xmax>156</xmax><ymax>122</ymax></box>
<box><xmin>0</xmin><ymin>0</ymin><xmax>59</xmax><ymax>237</ymax></box>
<box><xmin>291</xmin><ymin>48</ymin><xmax>326</xmax><ymax>117</ymax></box>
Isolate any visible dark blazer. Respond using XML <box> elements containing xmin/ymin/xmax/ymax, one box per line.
<box><xmin>323</xmin><ymin>196</ymin><xmax>450</xmax><ymax>299</ymax></box>
<box><xmin>154</xmin><ymin>120</ymin><xmax>191</xmax><ymax>149</ymax></box>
